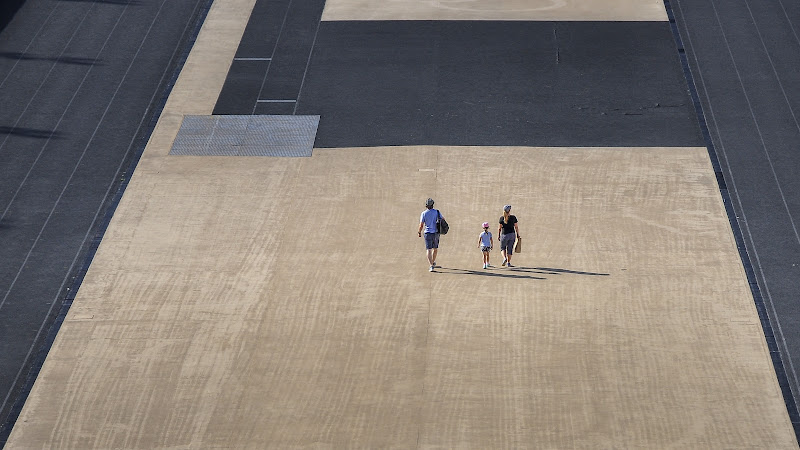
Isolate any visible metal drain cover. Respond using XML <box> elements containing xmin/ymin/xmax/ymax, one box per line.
<box><xmin>170</xmin><ymin>115</ymin><xmax>320</xmax><ymax>157</ymax></box>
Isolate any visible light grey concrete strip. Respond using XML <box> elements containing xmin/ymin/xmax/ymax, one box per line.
<box><xmin>321</xmin><ymin>0</ymin><xmax>667</xmax><ymax>21</ymax></box>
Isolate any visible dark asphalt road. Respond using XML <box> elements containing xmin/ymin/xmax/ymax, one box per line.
<box><xmin>671</xmin><ymin>0</ymin><xmax>800</xmax><ymax>437</ymax></box>
<box><xmin>0</xmin><ymin>0</ymin><xmax>210</xmax><ymax>444</ymax></box>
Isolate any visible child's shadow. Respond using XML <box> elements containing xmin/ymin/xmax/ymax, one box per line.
<box><xmin>435</xmin><ymin>266</ymin><xmax>548</xmax><ymax>280</ymax></box>
<box><xmin>531</xmin><ymin>267</ymin><xmax>610</xmax><ymax>276</ymax></box>
<box><xmin>435</xmin><ymin>266</ymin><xmax>610</xmax><ymax>280</ymax></box>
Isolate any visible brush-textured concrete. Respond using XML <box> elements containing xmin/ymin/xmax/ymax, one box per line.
<box><xmin>7</xmin><ymin>142</ymin><xmax>798</xmax><ymax>447</ymax></box>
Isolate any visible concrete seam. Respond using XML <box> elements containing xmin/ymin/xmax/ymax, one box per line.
<box><xmin>252</xmin><ymin>0</ymin><xmax>294</xmax><ymax>114</ymax></box>
<box><xmin>292</xmin><ymin>7</ymin><xmax>322</xmax><ymax>115</ymax></box>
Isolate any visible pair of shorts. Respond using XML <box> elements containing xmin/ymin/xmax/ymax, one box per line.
<box><xmin>481</xmin><ymin>246</ymin><xmax>492</xmax><ymax>252</ymax></box>
<box><xmin>500</xmin><ymin>233</ymin><xmax>515</xmax><ymax>255</ymax></box>
<box><xmin>424</xmin><ymin>232</ymin><xmax>440</xmax><ymax>249</ymax></box>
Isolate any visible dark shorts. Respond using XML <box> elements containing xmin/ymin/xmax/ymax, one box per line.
<box><xmin>424</xmin><ymin>232</ymin><xmax>440</xmax><ymax>249</ymax></box>
<box><xmin>481</xmin><ymin>246</ymin><xmax>492</xmax><ymax>252</ymax></box>
<box><xmin>500</xmin><ymin>233</ymin><xmax>515</xmax><ymax>255</ymax></box>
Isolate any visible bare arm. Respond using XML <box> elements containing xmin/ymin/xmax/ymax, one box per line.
<box><xmin>418</xmin><ymin>221</ymin><xmax>424</xmax><ymax>236</ymax></box>
<box><xmin>514</xmin><ymin>222</ymin><xmax>520</xmax><ymax>238</ymax></box>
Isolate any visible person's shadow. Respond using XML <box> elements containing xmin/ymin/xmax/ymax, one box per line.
<box><xmin>433</xmin><ymin>266</ymin><xmax>609</xmax><ymax>280</ymax></box>
<box><xmin>0</xmin><ymin>126</ymin><xmax>65</xmax><ymax>139</ymax></box>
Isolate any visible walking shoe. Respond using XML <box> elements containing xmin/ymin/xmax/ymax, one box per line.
<box><xmin>483</xmin><ymin>263</ymin><xmax>488</xmax><ymax>269</ymax></box>
<box><xmin>507</xmin><ymin>263</ymin><xmax>514</xmax><ymax>268</ymax></box>
<box><xmin>501</xmin><ymin>259</ymin><xmax>507</xmax><ymax>267</ymax></box>
<box><xmin>429</xmin><ymin>265</ymin><xmax>435</xmax><ymax>272</ymax></box>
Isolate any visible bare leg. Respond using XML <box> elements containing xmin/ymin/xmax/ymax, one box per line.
<box><xmin>432</xmin><ymin>248</ymin><xmax>438</xmax><ymax>266</ymax></box>
<box><xmin>427</xmin><ymin>249</ymin><xmax>435</xmax><ymax>265</ymax></box>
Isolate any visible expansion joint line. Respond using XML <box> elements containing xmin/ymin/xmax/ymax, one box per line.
<box><xmin>416</xmin><ymin>148</ymin><xmax>439</xmax><ymax>448</ymax></box>
<box><xmin>293</xmin><ymin>7</ymin><xmax>323</xmax><ymax>115</ymax></box>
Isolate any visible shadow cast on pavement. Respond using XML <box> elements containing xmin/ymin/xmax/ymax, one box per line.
<box><xmin>0</xmin><ymin>126</ymin><xmax>65</xmax><ymax>139</ymax></box>
<box><xmin>433</xmin><ymin>266</ymin><xmax>610</xmax><ymax>280</ymax></box>
<box><xmin>0</xmin><ymin>52</ymin><xmax>100</xmax><ymax>66</ymax></box>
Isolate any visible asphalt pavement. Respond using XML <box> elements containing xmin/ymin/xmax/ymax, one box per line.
<box><xmin>0</xmin><ymin>0</ymin><xmax>211</xmax><ymax>444</ymax></box>
<box><xmin>670</xmin><ymin>0</ymin><xmax>800</xmax><ymax>437</ymax></box>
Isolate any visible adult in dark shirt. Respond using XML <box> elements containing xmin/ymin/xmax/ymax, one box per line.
<box><xmin>498</xmin><ymin>204</ymin><xmax>520</xmax><ymax>267</ymax></box>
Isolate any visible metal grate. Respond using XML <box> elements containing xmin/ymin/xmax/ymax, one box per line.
<box><xmin>170</xmin><ymin>115</ymin><xmax>320</xmax><ymax>156</ymax></box>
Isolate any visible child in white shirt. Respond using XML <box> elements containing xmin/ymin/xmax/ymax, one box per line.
<box><xmin>478</xmin><ymin>222</ymin><xmax>493</xmax><ymax>269</ymax></box>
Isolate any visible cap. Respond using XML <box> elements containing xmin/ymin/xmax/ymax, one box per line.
<box><xmin>482</xmin><ymin>222</ymin><xmax>489</xmax><ymax>228</ymax></box>
<box><xmin>426</xmin><ymin>198</ymin><xmax>435</xmax><ymax>207</ymax></box>
<box><xmin>503</xmin><ymin>205</ymin><xmax>512</xmax><ymax>212</ymax></box>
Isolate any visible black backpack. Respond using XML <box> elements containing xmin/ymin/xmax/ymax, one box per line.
<box><xmin>437</xmin><ymin>210</ymin><xmax>449</xmax><ymax>235</ymax></box>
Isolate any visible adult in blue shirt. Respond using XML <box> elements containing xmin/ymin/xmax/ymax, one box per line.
<box><xmin>418</xmin><ymin>197</ymin><xmax>444</xmax><ymax>272</ymax></box>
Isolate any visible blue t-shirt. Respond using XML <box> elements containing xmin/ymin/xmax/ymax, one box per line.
<box><xmin>420</xmin><ymin>209</ymin><xmax>440</xmax><ymax>234</ymax></box>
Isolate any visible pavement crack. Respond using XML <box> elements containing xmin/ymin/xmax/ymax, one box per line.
<box><xmin>553</xmin><ymin>25</ymin><xmax>560</xmax><ymax>64</ymax></box>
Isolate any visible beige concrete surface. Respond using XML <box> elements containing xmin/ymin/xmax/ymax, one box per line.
<box><xmin>321</xmin><ymin>0</ymin><xmax>667</xmax><ymax>22</ymax></box>
<box><xmin>7</xmin><ymin>144</ymin><xmax>798</xmax><ymax>448</ymax></box>
<box><xmin>6</xmin><ymin>0</ymin><xmax>797</xmax><ymax>447</ymax></box>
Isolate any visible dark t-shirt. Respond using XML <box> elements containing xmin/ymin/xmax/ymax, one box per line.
<box><xmin>499</xmin><ymin>215</ymin><xmax>518</xmax><ymax>234</ymax></box>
